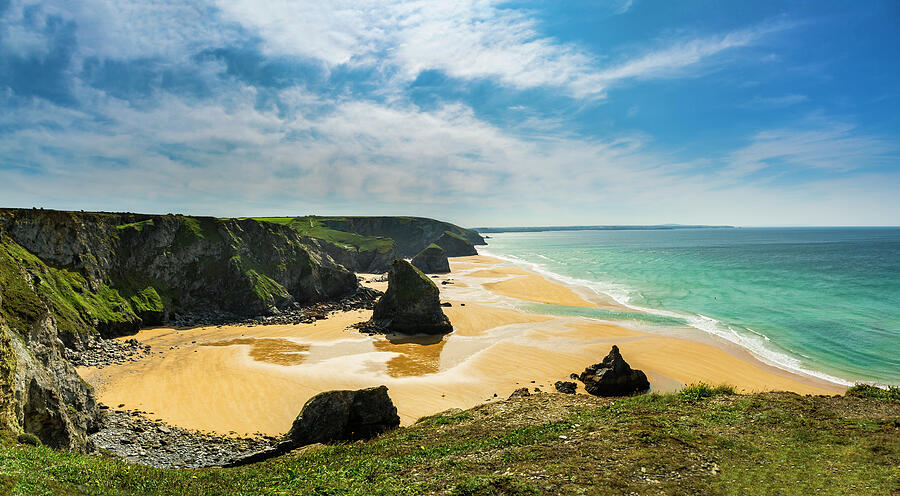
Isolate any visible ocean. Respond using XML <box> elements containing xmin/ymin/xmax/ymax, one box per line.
<box><xmin>479</xmin><ymin>227</ymin><xmax>900</xmax><ymax>386</ymax></box>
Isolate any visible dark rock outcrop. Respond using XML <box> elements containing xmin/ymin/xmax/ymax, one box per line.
<box><xmin>434</xmin><ymin>231</ymin><xmax>478</xmax><ymax>257</ymax></box>
<box><xmin>3</xmin><ymin>318</ymin><xmax>98</xmax><ymax>451</ymax></box>
<box><xmin>227</xmin><ymin>386</ymin><xmax>399</xmax><ymax>467</ymax></box>
<box><xmin>410</xmin><ymin>244</ymin><xmax>450</xmax><ymax>274</ymax></box>
<box><xmin>371</xmin><ymin>260</ymin><xmax>452</xmax><ymax>334</ymax></box>
<box><xmin>287</xmin><ymin>385</ymin><xmax>400</xmax><ymax>445</ymax></box>
<box><xmin>554</xmin><ymin>381</ymin><xmax>577</xmax><ymax>394</ymax></box>
<box><xmin>577</xmin><ymin>345</ymin><xmax>650</xmax><ymax>397</ymax></box>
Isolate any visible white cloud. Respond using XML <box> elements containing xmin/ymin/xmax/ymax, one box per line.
<box><xmin>4</xmin><ymin>85</ymin><xmax>895</xmax><ymax>226</ymax></box>
<box><xmin>1</xmin><ymin>0</ymin><xmax>783</xmax><ymax>98</ymax></box>
<box><xmin>1</xmin><ymin>0</ymin><xmax>239</xmax><ymax>62</ymax></box>
<box><xmin>213</xmin><ymin>0</ymin><xmax>778</xmax><ymax>97</ymax></box>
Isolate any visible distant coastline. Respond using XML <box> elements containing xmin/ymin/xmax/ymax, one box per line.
<box><xmin>473</xmin><ymin>224</ymin><xmax>735</xmax><ymax>233</ymax></box>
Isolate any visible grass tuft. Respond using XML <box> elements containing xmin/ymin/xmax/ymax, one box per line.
<box><xmin>678</xmin><ymin>383</ymin><xmax>736</xmax><ymax>402</ymax></box>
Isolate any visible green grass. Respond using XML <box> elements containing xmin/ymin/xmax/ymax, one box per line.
<box><xmin>116</xmin><ymin>219</ymin><xmax>154</xmax><ymax>232</ymax></box>
<box><xmin>174</xmin><ymin>217</ymin><xmax>223</xmax><ymax>250</ymax></box>
<box><xmin>846</xmin><ymin>384</ymin><xmax>900</xmax><ymax>402</ymax></box>
<box><xmin>251</xmin><ymin>217</ymin><xmax>395</xmax><ymax>254</ymax></box>
<box><xmin>0</xmin><ymin>390</ymin><xmax>896</xmax><ymax>495</ymax></box>
<box><xmin>0</xmin><ymin>234</ymin><xmax>156</xmax><ymax>336</ymax></box>
<box><xmin>440</xmin><ymin>230</ymin><xmax>469</xmax><ymax>243</ymax></box>
<box><xmin>245</xmin><ymin>270</ymin><xmax>291</xmax><ymax>304</ymax></box>
<box><xmin>678</xmin><ymin>383</ymin><xmax>736</xmax><ymax>402</ymax></box>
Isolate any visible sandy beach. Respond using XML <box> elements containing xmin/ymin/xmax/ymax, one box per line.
<box><xmin>78</xmin><ymin>255</ymin><xmax>844</xmax><ymax>437</ymax></box>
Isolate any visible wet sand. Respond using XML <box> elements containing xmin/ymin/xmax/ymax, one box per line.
<box><xmin>78</xmin><ymin>255</ymin><xmax>844</xmax><ymax>437</ymax></box>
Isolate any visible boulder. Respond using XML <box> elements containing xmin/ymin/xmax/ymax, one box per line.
<box><xmin>287</xmin><ymin>385</ymin><xmax>400</xmax><ymax>446</ymax></box>
<box><xmin>554</xmin><ymin>381</ymin><xmax>577</xmax><ymax>394</ymax></box>
<box><xmin>227</xmin><ymin>385</ymin><xmax>399</xmax><ymax>467</ymax></box>
<box><xmin>410</xmin><ymin>244</ymin><xmax>450</xmax><ymax>274</ymax></box>
<box><xmin>434</xmin><ymin>231</ymin><xmax>477</xmax><ymax>257</ymax></box>
<box><xmin>578</xmin><ymin>345</ymin><xmax>650</xmax><ymax>397</ymax></box>
<box><xmin>371</xmin><ymin>259</ymin><xmax>452</xmax><ymax>334</ymax></box>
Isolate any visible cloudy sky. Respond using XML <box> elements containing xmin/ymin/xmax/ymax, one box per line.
<box><xmin>1</xmin><ymin>0</ymin><xmax>898</xmax><ymax>226</ymax></box>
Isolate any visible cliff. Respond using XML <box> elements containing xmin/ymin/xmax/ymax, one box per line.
<box><xmin>0</xmin><ymin>208</ymin><xmax>360</xmax><ymax>449</ymax></box>
<box><xmin>249</xmin><ymin>216</ymin><xmax>485</xmax><ymax>271</ymax></box>
<box><xmin>301</xmin><ymin>216</ymin><xmax>484</xmax><ymax>258</ymax></box>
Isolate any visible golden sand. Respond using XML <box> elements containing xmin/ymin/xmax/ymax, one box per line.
<box><xmin>78</xmin><ymin>255</ymin><xmax>843</xmax><ymax>437</ymax></box>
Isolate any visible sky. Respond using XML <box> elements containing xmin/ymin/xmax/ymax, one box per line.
<box><xmin>1</xmin><ymin>0</ymin><xmax>898</xmax><ymax>227</ymax></box>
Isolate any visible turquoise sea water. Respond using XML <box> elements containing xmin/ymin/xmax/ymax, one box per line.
<box><xmin>480</xmin><ymin>228</ymin><xmax>900</xmax><ymax>386</ymax></box>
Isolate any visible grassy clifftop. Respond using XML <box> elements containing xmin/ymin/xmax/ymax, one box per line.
<box><xmin>0</xmin><ymin>387</ymin><xmax>896</xmax><ymax>495</ymax></box>
<box><xmin>258</xmin><ymin>216</ymin><xmax>485</xmax><ymax>258</ymax></box>
<box><xmin>250</xmin><ymin>217</ymin><xmax>396</xmax><ymax>255</ymax></box>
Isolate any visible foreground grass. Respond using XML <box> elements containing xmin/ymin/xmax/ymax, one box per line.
<box><xmin>0</xmin><ymin>389</ymin><xmax>897</xmax><ymax>495</ymax></box>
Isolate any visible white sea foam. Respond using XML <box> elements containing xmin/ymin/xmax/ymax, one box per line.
<box><xmin>479</xmin><ymin>249</ymin><xmax>855</xmax><ymax>387</ymax></box>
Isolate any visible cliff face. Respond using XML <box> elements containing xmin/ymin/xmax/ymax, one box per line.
<box><xmin>0</xmin><ymin>209</ymin><xmax>359</xmax><ymax>339</ymax></box>
<box><xmin>307</xmin><ymin>236</ymin><xmax>398</xmax><ymax>274</ymax></box>
<box><xmin>315</xmin><ymin>217</ymin><xmax>485</xmax><ymax>258</ymax></box>
<box><xmin>0</xmin><ymin>208</ymin><xmax>360</xmax><ymax>450</ymax></box>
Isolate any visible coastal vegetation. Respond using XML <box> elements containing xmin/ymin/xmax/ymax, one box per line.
<box><xmin>0</xmin><ymin>388</ymin><xmax>896</xmax><ymax>495</ymax></box>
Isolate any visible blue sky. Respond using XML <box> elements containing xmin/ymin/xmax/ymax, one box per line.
<box><xmin>1</xmin><ymin>0</ymin><xmax>898</xmax><ymax>226</ymax></box>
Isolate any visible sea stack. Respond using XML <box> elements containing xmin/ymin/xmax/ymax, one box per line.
<box><xmin>371</xmin><ymin>259</ymin><xmax>453</xmax><ymax>334</ymax></box>
<box><xmin>578</xmin><ymin>345</ymin><xmax>650</xmax><ymax>396</ymax></box>
<box><xmin>434</xmin><ymin>231</ymin><xmax>478</xmax><ymax>257</ymax></box>
<box><xmin>411</xmin><ymin>243</ymin><xmax>450</xmax><ymax>274</ymax></box>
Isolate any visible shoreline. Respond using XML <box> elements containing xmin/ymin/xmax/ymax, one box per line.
<box><xmin>478</xmin><ymin>248</ymin><xmax>858</xmax><ymax>388</ymax></box>
<box><xmin>77</xmin><ymin>255</ymin><xmax>844</xmax><ymax>439</ymax></box>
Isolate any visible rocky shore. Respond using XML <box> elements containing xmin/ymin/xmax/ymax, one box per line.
<box><xmin>66</xmin><ymin>336</ymin><xmax>152</xmax><ymax>368</ymax></box>
<box><xmin>92</xmin><ymin>408</ymin><xmax>278</xmax><ymax>468</ymax></box>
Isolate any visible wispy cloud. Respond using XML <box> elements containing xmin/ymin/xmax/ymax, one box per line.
<box><xmin>212</xmin><ymin>1</ymin><xmax>781</xmax><ymax>97</ymax></box>
<box><xmin>614</xmin><ymin>0</ymin><xmax>634</xmax><ymax>15</ymax></box>
<box><xmin>577</xmin><ymin>20</ymin><xmax>792</xmax><ymax>94</ymax></box>
<box><xmin>723</xmin><ymin>119</ymin><xmax>895</xmax><ymax>181</ymax></box>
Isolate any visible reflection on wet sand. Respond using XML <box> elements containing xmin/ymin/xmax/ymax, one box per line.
<box><xmin>203</xmin><ymin>338</ymin><xmax>310</xmax><ymax>366</ymax></box>
<box><xmin>373</xmin><ymin>334</ymin><xmax>446</xmax><ymax>378</ymax></box>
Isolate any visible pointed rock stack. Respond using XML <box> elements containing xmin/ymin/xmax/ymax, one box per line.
<box><xmin>577</xmin><ymin>345</ymin><xmax>650</xmax><ymax>397</ymax></box>
<box><xmin>371</xmin><ymin>259</ymin><xmax>453</xmax><ymax>334</ymax></box>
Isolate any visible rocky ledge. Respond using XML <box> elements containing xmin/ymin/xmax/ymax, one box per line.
<box><xmin>91</xmin><ymin>409</ymin><xmax>278</xmax><ymax>468</ymax></box>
